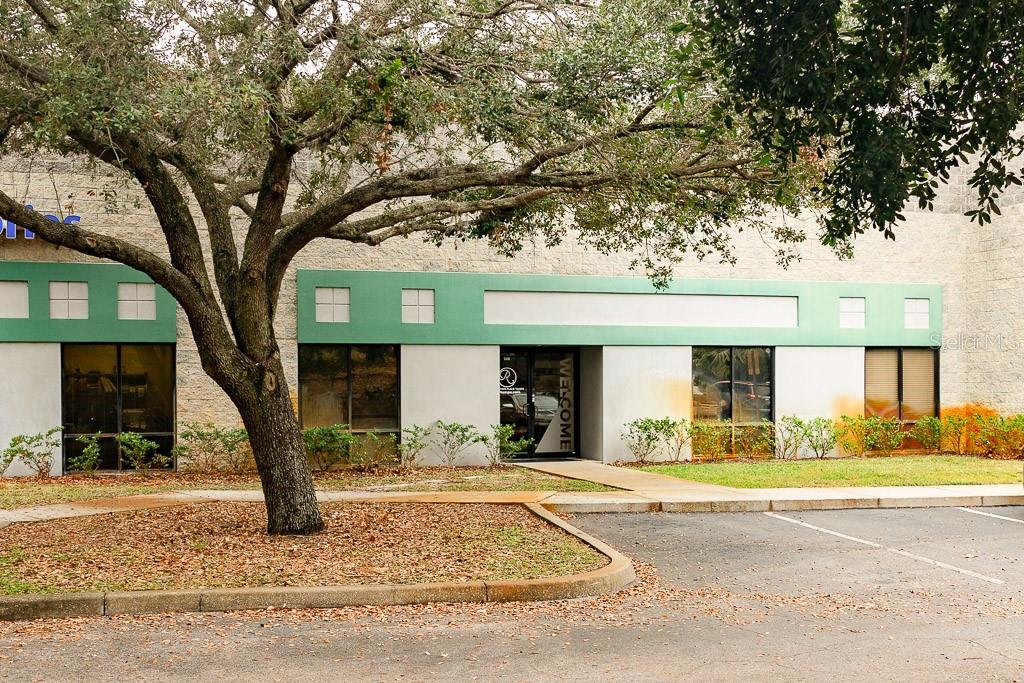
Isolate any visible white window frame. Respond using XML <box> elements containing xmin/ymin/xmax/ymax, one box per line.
<box><xmin>49</xmin><ymin>281</ymin><xmax>89</xmax><ymax>320</ymax></box>
<box><xmin>838</xmin><ymin>297</ymin><xmax>866</xmax><ymax>329</ymax></box>
<box><xmin>904</xmin><ymin>298</ymin><xmax>930</xmax><ymax>330</ymax></box>
<box><xmin>401</xmin><ymin>288</ymin><xmax>435</xmax><ymax>324</ymax></box>
<box><xmin>117</xmin><ymin>282</ymin><xmax>157</xmax><ymax>320</ymax></box>
<box><xmin>315</xmin><ymin>287</ymin><xmax>351</xmax><ymax>323</ymax></box>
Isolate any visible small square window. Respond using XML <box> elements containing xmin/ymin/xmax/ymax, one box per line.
<box><xmin>117</xmin><ymin>282</ymin><xmax>157</xmax><ymax>320</ymax></box>
<box><xmin>839</xmin><ymin>297</ymin><xmax>865</xmax><ymax>329</ymax></box>
<box><xmin>904</xmin><ymin>298</ymin><xmax>930</xmax><ymax>330</ymax></box>
<box><xmin>314</xmin><ymin>287</ymin><xmax>350</xmax><ymax>323</ymax></box>
<box><xmin>49</xmin><ymin>281</ymin><xmax>88</xmax><ymax>319</ymax></box>
<box><xmin>401</xmin><ymin>288</ymin><xmax>435</xmax><ymax>324</ymax></box>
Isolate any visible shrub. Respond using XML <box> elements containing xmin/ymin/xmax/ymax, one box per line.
<box><xmin>116</xmin><ymin>431</ymin><xmax>169</xmax><ymax>477</ymax></box>
<box><xmin>69</xmin><ymin>433</ymin><xmax>103</xmax><ymax>475</ymax></box>
<box><xmin>349</xmin><ymin>431</ymin><xmax>399</xmax><ymax>471</ymax></box>
<box><xmin>663</xmin><ymin>419</ymin><xmax>691</xmax><ymax>462</ymax></box>
<box><xmin>621</xmin><ymin>417</ymin><xmax>674</xmax><ymax>465</ymax></box>
<box><xmin>864</xmin><ymin>416</ymin><xmax>904</xmax><ymax>457</ymax></box>
<box><xmin>173</xmin><ymin>422</ymin><xmax>253</xmax><ymax>474</ymax></box>
<box><xmin>976</xmin><ymin>415</ymin><xmax>1024</xmax><ymax>459</ymax></box>
<box><xmin>482</xmin><ymin>424</ymin><xmax>532</xmax><ymax>467</ymax></box>
<box><xmin>2</xmin><ymin>427</ymin><xmax>62</xmax><ymax>478</ymax></box>
<box><xmin>909</xmin><ymin>416</ymin><xmax>943</xmax><ymax>454</ymax></box>
<box><xmin>734</xmin><ymin>421</ymin><xmax>774</xmax><ymax>458</ymax></box>
<box><xmin>302</xmin><ymin>424</ymin><xmax>356</xmax><ymax>472</ymax></box>
<box><xmin>802</xmin><ymin>417</ymin><xmax>838</xmax><ymax>459</ymax></box>
<box><xmin>836</xmin><ymin>415</ymin><xmax>869</xmax><ymax>457</ymax></box>
<box><xmin>432</xmin><ymin>421</ymin><xmax>483</xmax><ymax>467</ymax></box>
<box><xmin>941</xmin><ymin>414</ymin><xmax>969</xmax><ymax>455</ymax></box>
<box><xmin>398</xmin><ymin>424</ymin><xmax>432</xmax><ymax>468</ymax></box>
<box><xmin>774</xmin><ymin>415</ymin><xmax>806</xmax><ymax>460</ymax></box>
<box><xmin>942</xmin><ymin>404</ymin><xmax>999</xmax><ymax>454</ymax></box>
<box><xmin>688</xmin><ymin>421</ymin><xmax>730</xmax><ymax>462</ymax></box>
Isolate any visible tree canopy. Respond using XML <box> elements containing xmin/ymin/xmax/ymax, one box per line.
<box><xmin>0</xmin><ymin>0</ymin><xmax>813</xmax><ymax>532</ymax></box>
<box><xmin>688</xmin><ymin>1</ymin><xmax>1024</xmax><ymax>246</ymax></box>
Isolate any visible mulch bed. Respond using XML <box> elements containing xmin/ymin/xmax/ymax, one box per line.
<box><xmin>0</xmin><ymin>502</ymin><xmax>606</xmax><ymax>594</ymax></box>
<box><xmin>0</xmin><ymin>467</ymin><xmax>609</xmax><ymax>510</ymax></box>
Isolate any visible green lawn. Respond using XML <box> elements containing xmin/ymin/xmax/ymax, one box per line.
<box><xmin>641</xmin><ymin>456</ymin><xmax>1024</xmax><ymax>488</ymax></box>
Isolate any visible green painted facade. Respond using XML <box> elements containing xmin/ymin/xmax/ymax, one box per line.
<box><xmin>0</xmin><ymin>261</ymin><xmax>176</xmax><ymax>342</ymax></box>
<box><xmin>296</xmin><ymin>270</ymin><xmax>942</xmax><ymax>347</ymax></box>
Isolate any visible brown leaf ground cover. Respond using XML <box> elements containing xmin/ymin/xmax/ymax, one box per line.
<box><xmin>0</xmin><ymin>467</ymin><xmax>611</xmax><ymax>510</ymax></box>
<box><xmin>0</xmin><ymin>502</ymin><xmax>606</xmax><ymax>595</ymax></box>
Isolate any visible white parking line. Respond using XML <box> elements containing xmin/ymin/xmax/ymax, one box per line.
<box><xmin>763</xmin><ymin>511</ymin><xmax>1005</xmax><ymax>585</ymax></box>
<box><xmin>956</xmin><ymin>507</ymin><xmax>1024</xmax><ymax>525</ymax></box>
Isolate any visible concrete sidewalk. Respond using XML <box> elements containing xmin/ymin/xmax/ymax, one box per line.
<box><xmin>517</xmin><ymin>459</ymin><xmax>738</xmax><ymax>493</ymax></box>
<box><xmin>517</xmin><ymin>459</ymin><xmax>1024</xmax><ymax>512</ymax></box>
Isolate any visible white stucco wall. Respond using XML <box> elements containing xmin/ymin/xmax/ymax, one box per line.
<box><xmin>774</xmin><ymin>346</ymin><xmax>865</xmax><ymax>457</ymax></box>
<box><xmin>399</xmin><ymin>344</ymin><xmax>499</xmax><ymax>465</ymax></box>
<box><xmin>599</xmin><ymin>346</ymin><xmax>692</xmax><ymax>463</ymax></box>
<box><xmin>0</xmin><ymin>343</ymin><xmax>63</xmax><ymax>476</ymax></box>
<box><xmin>579</xmin><ymin>346</ymin><xmax>604</xmax><ymax>461</ymax></box>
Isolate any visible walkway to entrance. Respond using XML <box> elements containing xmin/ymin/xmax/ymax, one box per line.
<box><xmin>516</xmin><ymin>459</ymin><xmax>738</xmax><ymax>494</ymax></box>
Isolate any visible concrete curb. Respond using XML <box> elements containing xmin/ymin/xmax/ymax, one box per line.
<box><xmin>542</xmin><ymin>494</ymin><xmax>1024</xmax><ymax>514</ymax></box>
<box><xmin>0</xmin><ymin>503</ymin><xmax>635</xmax><ymax>622</ymax></box>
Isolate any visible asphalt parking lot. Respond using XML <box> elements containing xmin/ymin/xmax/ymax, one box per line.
<box><xmin>574</xmin><ymin>506</ymin><xmax>1024</xmax><ymax>597</ymax></box>
<box><xmin>5</xmin><ymin>507</ymin><xmax>1024</xmax><ymax>682</ymax></box>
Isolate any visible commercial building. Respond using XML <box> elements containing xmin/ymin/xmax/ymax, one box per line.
<box><xmin>1</xmin><ymin>161</ymin><xmax>1021</xmax><ymax>473</ymax></box>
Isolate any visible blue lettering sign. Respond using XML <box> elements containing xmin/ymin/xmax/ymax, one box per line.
<box><xmin>2</xmin><ymin>205</ymin><xmax>81</xmax><ymax>240</ymax></box>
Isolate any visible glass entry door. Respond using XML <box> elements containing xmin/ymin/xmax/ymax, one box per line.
<box><xmin>499</xmin><ymin>347</ymin><xmax>578</xmax><ymax>457</ymax></box>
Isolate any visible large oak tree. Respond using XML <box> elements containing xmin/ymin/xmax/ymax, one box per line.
<box><xmin>0</xmin><ymin>0</ymin><xmax>808</xmax><ymax>533</ymax></box>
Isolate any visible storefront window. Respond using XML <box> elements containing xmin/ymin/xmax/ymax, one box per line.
<box><xmin>350</xmin><ymin>345</ymin><xmax>399</xmax><ymax>431</ymax></box>
<box><xmin>693</xmin><ymin>347</ymin><xmax>732</xmax><ymax>421</ymax></box>
<box><xmin>298</xmin><ymin>344</ymin><xmax>399</xmax><ymax>432</ymax></box>
<box><xmin>61</xmin><ymin>343</ymin><xmax>175</xmax><ymax>471</ymax></box>
<box><xmin>865</xmin><ymin>347</ymin><xmax>937</xmax><ymax>421</ymax></box>
<box><xmin>693</xmin><ymin>347</ymin><xmax>773</xmax><ymax>424</ymax></box>
<box><xmin>297</xmin><ymin>345</ymin><xmax>350</xmax><ymax>427</ymax></box>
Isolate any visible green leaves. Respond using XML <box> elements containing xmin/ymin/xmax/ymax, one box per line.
<box><xmin>690</xmin><ymin>0</ymin><xmax>1024</xmax><ymax>241</ymax></box>
<box><xmin>1</xmin><ymin>427</ymin><xmax>62</xmax><ymax>478</ymax></box>
<box><xmin>115</xmin><ymin>431</ymin><xmax>169</xmax><ymax>476</ymax></box>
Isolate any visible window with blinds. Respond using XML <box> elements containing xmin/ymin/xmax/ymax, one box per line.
<box><xmin>864</xmin><ymin>348</ymin><xmax>937</xmax><ymax>421</ymax></box>
<box><xmin>901</xmin><ymin>348</ymin><xmax>936</xmax><ymax>420</ymax></box>
<box><xmin>865</xmin><ymin>349</ymin><xmax>899</xmax><ymax>418</ymax></box>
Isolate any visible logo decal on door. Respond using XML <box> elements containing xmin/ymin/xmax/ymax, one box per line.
<box><xmin>499</xmin><ymin>366</ymin><xmax>518</xmax><ymax>389</ymax></box>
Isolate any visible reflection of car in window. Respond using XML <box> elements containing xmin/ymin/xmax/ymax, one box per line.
<box><xmin>733</xmin><ymin>381</ymin><xmax>772</xmax><ymax>421</ymax></box>
<box><xmin>693</xmin><ymin>376</ymin><xmax>771</xmax><ymax>422</ymax></box>
<box><xmin>532</xmin><ymin>393</ymin><xmax>558</xmax><ymax>423</ymax></box>
<box><xmin>499</xmin><ymin>392</ymin><xmax>558</xmax><ymax>424</ymax></box>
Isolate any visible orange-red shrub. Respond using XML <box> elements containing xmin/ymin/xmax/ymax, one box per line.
<box><xmin>941</xmin><ymin>404</ymin><xmax>999</xmax><ymax>454</ymax></box>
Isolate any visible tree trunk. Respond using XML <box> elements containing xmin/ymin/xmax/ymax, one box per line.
<box><xmin>234</xmin><ymin>379</ymin><xmax>324</xmax><ymax>535</ymax></box>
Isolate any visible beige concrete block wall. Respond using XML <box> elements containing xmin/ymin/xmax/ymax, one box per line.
<box><xmin>958</xmin><ymin>191</ymin><xmax>1024</xmax><ymax>413</ymax></box>
<box><xmin>2</xmin><ymin>159</ymin><xmax>1015</xmax><ymax>429</ymax></box>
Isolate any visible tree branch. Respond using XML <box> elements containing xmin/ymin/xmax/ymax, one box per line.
<box><xmin>23</xmin><ymin>0</ymin><xmax>61</xmax><ymax>33</ymax></box>
<box><xmin>322</xmin><ymin>188</ymin><xmax>562</xmax><ymax>244</ymax></box>
<box><xmin>161</xmin><ymin>151</ymin><xmax>243</xmax><ymax>323</ymax></box>
<box><xmin>0</xmin><ymin>191</ymin><xmax>200</xmax><ymax>305</ymax></box>
<box><xmin>165</xmin><ymin>0</ymin><xmax>222</xmax><ymax>65</ymax></box>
